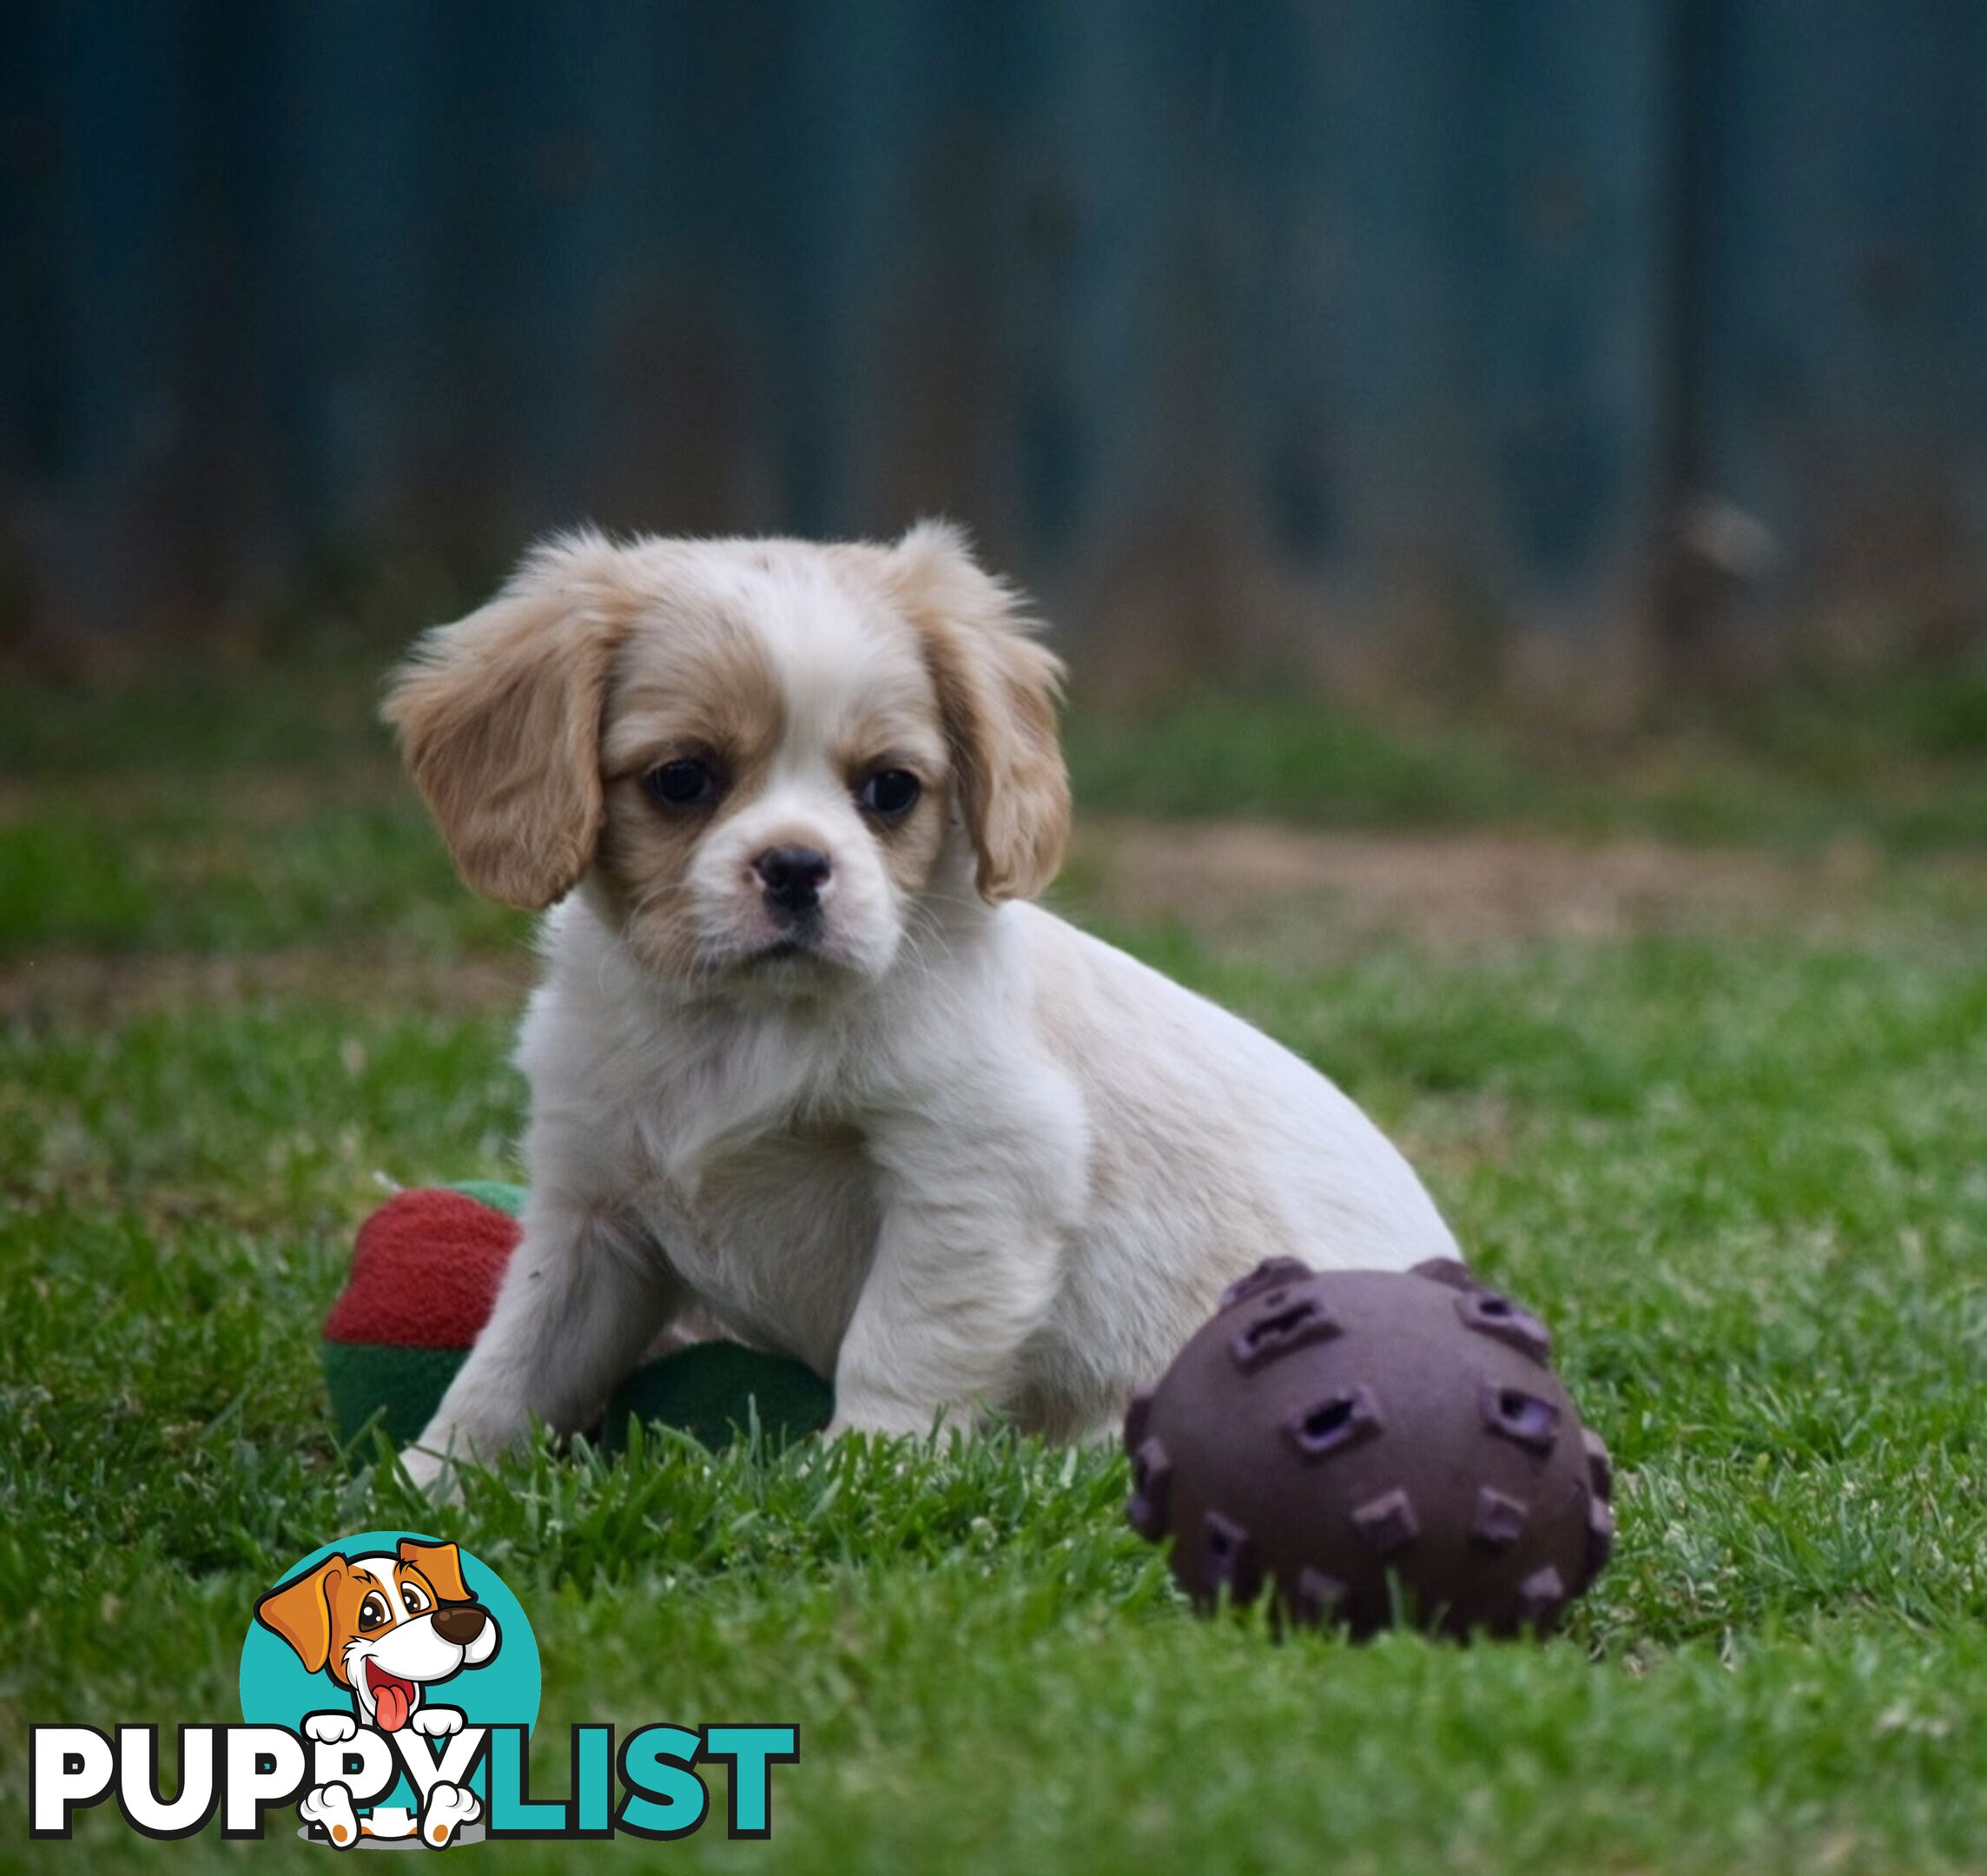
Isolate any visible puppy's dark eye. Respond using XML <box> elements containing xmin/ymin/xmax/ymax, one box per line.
<box><xmin>358</xmin><ymin>1593</ymin><xmax>390</xmax><ymax>1630</ymax></box>
<box><xmin>858</xmin><ymin>769</ymin><xmax>921</xmax><ymax>818</ymax></box>
<box><xmin>643</xmin><ymin>758</ymin><xmax>722</xmax><ymax>809</ymax></box>
<box><xmin>400</xmin><ymin>1582</ymin><xmax>430</xmax><ymax>1615</ymax></box>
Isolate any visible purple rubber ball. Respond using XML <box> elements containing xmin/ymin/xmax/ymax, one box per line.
<box><xmin>1124</xmin><ymin>1257</ymin><xmax>1614</xmax><ymax>1638</ymax></box>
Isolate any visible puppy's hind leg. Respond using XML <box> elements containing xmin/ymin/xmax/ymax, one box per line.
<box><xmin>404</xmin><ymin>1197</ymin><xmax>683</xmax><ymax>1492</ymax></box>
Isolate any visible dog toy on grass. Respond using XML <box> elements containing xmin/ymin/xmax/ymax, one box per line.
<box><xmin>323</xmin><ymin>1183</ymin><xmax>833</xmax><ymax>1459</ymax></box>
<box><xmin>1124</xmin><ymin>1257</ymin><xmax>1613</xmax><ymax>1638</ymax></box>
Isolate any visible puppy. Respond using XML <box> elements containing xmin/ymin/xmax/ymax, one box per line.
<box><xmin>254</xmin><ymin>1538</ymin><xmax>499</xmax><ymax>1846</ymax></box>
<box><xmin>385</xmin><ymin>523</ymin><xmax>1457</xmax><ymax>1483</ymax></box>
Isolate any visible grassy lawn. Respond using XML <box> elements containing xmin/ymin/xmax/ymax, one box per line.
<box><xmin>4</xmin><ymin>664</ymin><xmax>1987</xmax><ymax>1871</ymax></box>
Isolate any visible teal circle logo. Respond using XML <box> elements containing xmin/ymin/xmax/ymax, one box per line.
<box><xmin>240</xmin><ymin>1531</ymin><xmax>539</xmax><ymax>1847</ymax></box>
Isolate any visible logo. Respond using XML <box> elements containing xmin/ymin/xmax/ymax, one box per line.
<box><xmin>242</xmin><ymin>1529</ymin><xmax>538</xmax><ymax>1846</ymax></box>
<box><xmin>31</xmin><ymin>1529</ymin><xmax>796</xmax><ymax>1848</ymax></box>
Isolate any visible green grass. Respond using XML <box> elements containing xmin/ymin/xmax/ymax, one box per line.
<box><xmin>1068</xmin><ymin>684</ymin><xmax>1987</xmax><ymax>850</ymax></box>
<box><xmin>3</xmin><ymin>664</ymin><xmax>1984</xmax><ymax>963</ymax></box>
<box><xmin>4</xmin><ymin>664</ymin><xmax>1987</xmax><ymax>1871</ymax></box>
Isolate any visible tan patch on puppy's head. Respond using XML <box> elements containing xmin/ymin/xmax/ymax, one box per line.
<box><xmin>828</xmin><ymin>706</ymin><xmax>950</xmax><ymax>901</ymax></box>
<box><xmin>882</xmin><ymin>520</ymin><xmax>1069</xmax><ymax>902</ymax></box>
<box><xmin>591</xmin><ymin>602</ymin><xmax>790</xmax><ymax>981</ymax></box>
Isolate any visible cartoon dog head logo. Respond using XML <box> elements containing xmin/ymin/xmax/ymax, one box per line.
<box><xmin>255</xmin><ymin>1537</ymin><xmax>501</xmax><ymax>1735</ymax></box>
<box><xmin>242</xmin><ymin>1533</ymin><xmax>538</xmax><ymax>1848</ymax></box>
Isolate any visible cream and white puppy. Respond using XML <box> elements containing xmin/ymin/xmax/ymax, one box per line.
<box><xmin>385</xmin><ymin>523</ymin><xmax>1456</xmax><ymax>1483</ymax></box>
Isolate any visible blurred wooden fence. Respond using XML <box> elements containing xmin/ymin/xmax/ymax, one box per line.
<box><xmin>4</xmin><ymin>2</ymin><xmax>1985</xmax><ymax>699</ymax></box>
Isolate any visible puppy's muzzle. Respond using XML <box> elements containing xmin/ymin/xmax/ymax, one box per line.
<box><xmin>432</xmin><ymin>1604</ymin><xmax>490</xmax><ymax>1648</ymax></box>
<box><xmin>754</xmin><ymin>844</ymin><xmax>831</xmax><ymax>921</ymax></box>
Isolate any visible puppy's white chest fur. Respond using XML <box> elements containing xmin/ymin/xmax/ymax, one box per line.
<box><xmin>522</xmin><ymin>892</ymin><xmax>1083</xmax><ymax>1389</ymax></box>
<box><xmin>518</xmin><ymin>891</ymin><xmax>1457</xmax><ymax>1442</ymax></box>
<box><xmin>652</xmin><ymin>1122</ymin><xmax>882</xmax><ymax>1371</ymax></box>
<box><xmin>515</xmin><ymin>944</ymin><xmax>799</xmax><ymax>1340</ymax></box>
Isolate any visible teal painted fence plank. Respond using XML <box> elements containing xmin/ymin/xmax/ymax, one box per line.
<box><xmin>3</xmin><ymin>1</ymin><xmax>1984</xmax><ymax>686</ymax></box>
<box><xmin>1673</xmin><ymin>0</ymin><xmax>1987</xmax><ymax>667</ymax></box>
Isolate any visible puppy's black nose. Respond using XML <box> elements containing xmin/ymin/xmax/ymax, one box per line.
<box><xmin>432</xmin><ymin>1604</ymin><xmax>488</xmax><ymax>1647</ymax></box>
<box><xmin>754</xmin><ymin>844</ymin><xmax>831</xmax><ymax>915</ymax></box>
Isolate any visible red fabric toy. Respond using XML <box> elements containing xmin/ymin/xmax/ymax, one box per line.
<box><xmin>322</xmin><ymin>1184</ymin><xmax>834</xmax><ymax>1454</ymax></box>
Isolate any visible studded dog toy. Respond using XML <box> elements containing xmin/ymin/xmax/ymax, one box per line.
<box><xmin>1124</xmin><ymin>1258</ymin><xmax>1614</xmax><ymax>1638</ymax></box>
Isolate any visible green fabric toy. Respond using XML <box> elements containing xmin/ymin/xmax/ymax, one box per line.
<box><xmin>323</xmin><ymin>1182</ymin><xmax>833</xmax><ymax>1461</ymax></box>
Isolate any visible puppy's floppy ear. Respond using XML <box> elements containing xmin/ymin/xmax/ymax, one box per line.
<box><xmin>397</xmin><ymin>1537</ymin><xmax>472</xmax><ymax>1603</ymax></box>
<box><xmin>383</xmin><ymin>531</ymin><xmax>636</xmax><ymax>909</ymax></box>
<box><xmin>255</xmin><ymin>1556</ymin><xmax>347</xmax><ymax>1675</ymax></box>
<box><xmin>888</xmin><ymin>519</ymin><xmax>1070</xmax><ymax>902</ymax></box>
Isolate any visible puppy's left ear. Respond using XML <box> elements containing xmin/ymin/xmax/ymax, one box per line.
<box><xmin>397</xmin><ymin>1537</ymin><xmax>472</xmax><ymax>1603</ymax></box>
<box><xmin>888</xmin><ymin>520</ymin><xmax>1070</xmax><ymax>902</ymax></box>
<box><xmin>383</xmin><ymin>531</ymin><xmax>636</xmax><ymax>909</ymax></box>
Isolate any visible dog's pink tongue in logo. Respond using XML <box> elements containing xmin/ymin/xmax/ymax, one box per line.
<box><xmin>367</xmin><ymin>1662</ymin><xmax>416</xmax><ymax>1732</ymax></box>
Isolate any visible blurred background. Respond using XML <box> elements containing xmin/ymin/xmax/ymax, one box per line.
<box><xmin>5</xmin><ymin>0</ymin><xmax>1987</xmax><ymax>716</ymax></box>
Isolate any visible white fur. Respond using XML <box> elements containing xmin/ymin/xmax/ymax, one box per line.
<box><xmin>398</xmin><ymin>532</ymin><xmax>1459</xmax><ymax>1484</ymax></box>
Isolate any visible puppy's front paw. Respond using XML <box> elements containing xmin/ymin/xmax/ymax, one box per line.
<box><xmin>823</xmin><ymin>1397</ymin><xmax>952</xmax><ymax>1441</ymax></box>
<box><xmin>399</xmin><ymin>1445</ymin><xmax>463</xmax><ymax>1503</ymax></box>
<box><xmin>303</xmin><ymin>1711</ymin><xmax>357</xmax><ymax>1745</ymax></box>
<box><xmin>410</xmin><ymin>1704</ymin><xmax>463</xmax><ymax>1738</ymax></box>
<box><xmin>299</xmin><ymin>1782</ymin><xmax>360</xmax><ymax>1849</ymax></box>
<box><xmin>419</xmin><ymin>1781</ymin><xmax>481</xmax><ymax>1847</ymax></box>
